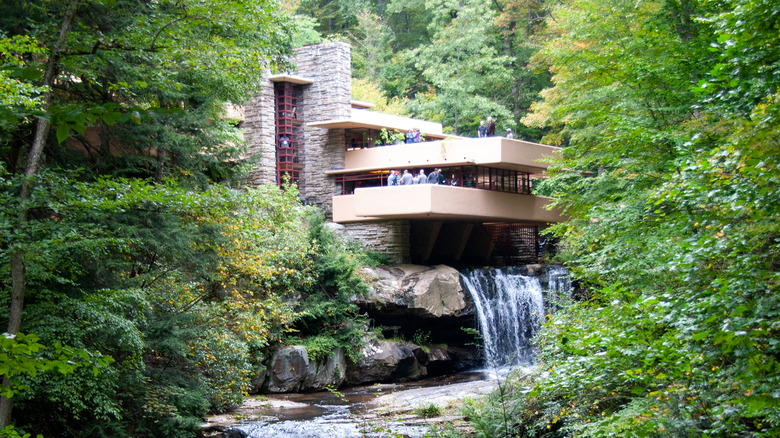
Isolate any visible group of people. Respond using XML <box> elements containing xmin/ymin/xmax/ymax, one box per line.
<box><xmin>405</xmin><ymin>128</ymin><xmax>421</xmax><ymax>144</ymax></box>
<box><xmin>477</xmin><ymin>116</ymin><xmax>513</xmax><ymax>138</ymax></box>
<box><xmin>387</xmin><ymin>168</ymin><xmax>456</xmax><ymax>186</ymax></box>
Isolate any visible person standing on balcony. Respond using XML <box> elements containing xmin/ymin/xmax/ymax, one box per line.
<box><xmin>478</xmin><ymin>120</ymin><xmax>487</xmax><ymax>137</ymax></box>
<box><xmin>427</xmin><ymin>169</ymin><xmax>439</xmax><ymax>184</ymax></box>
<box><xmin>400</xmin><ymin>170</ymin><xmax>414</xmax><ymax>185</ymax></box>
<box><xmin>437</xmin><ymin>168</ymin><xmax>446</xmax><ymax>185</ymax></box>
<box><xmin>413</xmin><ymin>127</ymin><xmax>421</xmax><ymax>143</ymax></box>
<box><xmin>450</xmin><ymin>174</ymin><xmax>458</xmax><ymax>186</ymax></box>
<box><xmin>279</xmin><ymin>134</ymin><xmax>290</xmax><ymax>148</ymax></box>
<box><xmin>506</xmin><ymin>128</ymin><xmax>514</xmax><ymax>138</ymax></box>
<box><xmin>486</xmin><ymin>117</ymin><xmax>496</xmax><ymax>137</ymax></box>
<box><xmin>415</xmin><ymin>169</ymin><xmax>427</xmax><ymax>184</ymax></box>
<box><xmin>388</xmin><ymin>170</ymin><xmax>398</xmax><ymax>186</ymax></box>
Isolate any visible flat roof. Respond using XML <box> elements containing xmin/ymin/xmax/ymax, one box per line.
<box><xmin>308</xmin><ymin>119</ymin><xmax>450</xmax><ymax>140</ymax></box>
<box><xmin>309</xmin><ymin>107</ymin><xmax>451</xmax><ymax>139</ymax></box>
<box><xmin>268</xmin><ymin>74</ymin><xmax>314</xmax><ymax>85</ymax></box>
<box><xmin>351</xmin><ymin>100</ymin><xmax>376</xmax><ymax>109</ymax></box>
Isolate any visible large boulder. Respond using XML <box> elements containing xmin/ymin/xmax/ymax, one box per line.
<box><xmin>263</xmin><ymin>346</ymin><xmax>346</xmax><ymax>393</ymax></box>
<box><xmin>424</xmin><ymin>345</ymin><xmax>454</xmax><ymax>376</ymax></box>
<box><xmin>357</xmin><ymin>264</ymin><xmax>468</xmax><ymax>318</ymax></box>
<box><xmin>303</xmin><ymin>347</ymin><xmax>347</xmax><ymax>391</ymax></box>
<box><xmin>264</xmin><ymin>346</ymin><xmax>309</xmax><ymax>393</ymax></box>
<box><xmin>355</xmin><ymin>264</ymin><xmax>480</xmax><ymax>367</ymax></box>
<box><xmin>262</xmin><ymin>341</ymin><xmax>480</xmax><ymax>392</ymax></box>
<box><xmin>346</xmin><ymin>339</ymin><xmax>426</xmax><ymax>385</ymax></box>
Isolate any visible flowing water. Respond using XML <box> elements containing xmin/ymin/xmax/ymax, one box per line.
<box><xmin>460</xmin><ymin>265</ymin><xmax>571</xmax><ymax>369</ymax></box>
<box><xmin>233</xmin><ymin>373</ymin><xmax>487</xmax><ymax>438</ymax></box>
<box><xmin>546</xmin><ymin>265</ymin><xmax>573</xmax><ymax>298</ymax></box>
<box><xmin>233</xmin><ymin>265</ymin><xmax>571</xmax><ymax>437</ymax></box>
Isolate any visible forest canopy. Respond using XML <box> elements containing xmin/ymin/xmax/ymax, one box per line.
<box><xmin>0</xmin><ymin>0</ymin><xmax>377</xmax><ymax>436</ymax></box>
<box><xmin>297</xmin><ymin>0</ymin><xmax>778</xmax><ymax>435</ymax></box>
<box><xmin>1</xmin><ymin>0</ymin><xmax>778</xmax><ymax>436</ymax></box>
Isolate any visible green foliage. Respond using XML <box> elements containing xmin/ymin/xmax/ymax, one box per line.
<box><xmin>0</xmin><ymin>35</ymin><xmax>47</xmax><ymax>143</ymax></box>
<box><xmin>0</xmin><ymin>171</ymin><xmax>324</xmax><ymax>435</ymax></box>
<box><xmin>1</xmin><ymin>0</ymin><xmax>293</xmax><ymax>181</ymax></box>
<box><xmin>0</xmin><ymin>332</ymin><xmax>111</xmax><ymax>400</ymax></box>
<box><xmin>0</xmin><ymin>1</ymin><xmax>388</xmax><ymax>436</ymax></box>
<box><xmin>375</xmin><ymin>127</ymin><xmax>407</xmax><ymax>145</ymax></box>
<box><xmin>297</xmin><ymin>0</ymin><xmax>368</xmax><ymax>35</ymax></box>
<box><xmin>351</xmin><ymin>77</ymin><xmax>409</xmax><ymax>116</ymax></box>
<box><xmin>414</xmin><ymin>402</ymin><xmax>443</xmax><ymax>418</ymax></box>
<box><xmin>291</xmin><ymin>14</ymin><xmax>323</xmax><ymax>47</ymax></box>
<box><xmin>294</xmin><ymin>0</ymin><xmax>551</xmax><ymax>140</ymax></box>
<box><xmin>463</xmin><ymin>0</ymin><xmax>780</xmax><ymax>435</ymax></box>
<box><xmin>285</xmin><ymin>213</ymin><xmax>383</xmax><ymax>364</ymax></box>
<box><xmin>301</xmin><ymin>335</ymin><xmax>342</xmax><ymax>363</ymax></box>
<box><xmin>412</xmin><ymin>329</ymin><xmax>431</xmax><ymax>346</ymax></box>
<box><xmin>408</xmin><ymin>0</ymin><xmax>514</xmax><ymax>135</ymax></box>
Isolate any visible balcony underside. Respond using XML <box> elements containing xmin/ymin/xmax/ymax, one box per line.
<box><xmin>332</xmin><ymin>185</ymin><xmax>564</xmax><ymax>224</ymax></box>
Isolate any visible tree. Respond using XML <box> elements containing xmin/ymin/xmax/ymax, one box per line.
<box><xmin>297</xmin><ymin>0</ymin><xmax>371</xmax><ymax>34</ymax></box>
<box><xmin>0</xmin><ymin>0</ymin><xmax>293</xmax><ymax>430</ymax></box>
<box><xmin>0</xmin><ymin>174</ymin><xmax>323</xmax><ymax>435</ymax></box>
<box><xmin>462</xmin><ymin>0</ymin><xmax>780</xmax><ymax>434</ymax></box>
<box><xmin>492</xmin><ymin>0</ymin><xmax>553</xmax><ymax>139</ymax></box>
<box><xmin>349</xmin><ymin>9</ymin><xmax>393</xmax><ymax>81</ymax></box>
<box><xmin>409</xmin><ymin>0</ymin><xmax>513</xmax><ymax>135</ymax></box>
<box><xmin>351</xmin><ymin>77</ymin><xmax>408</xmax><ymax>115</ymax></box>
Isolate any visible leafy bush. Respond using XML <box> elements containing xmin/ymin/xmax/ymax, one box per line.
<box><xmin>284</xmin><ymin>212</ymin><xmax>384</xmax><ymax>363</ymax></box>
<box><xmin>415</xmin><ymin>402</ymin><xmax>443</xmax><ymax>419</ymax></box>
<box><xmin>301</xmin><ymin>335</ymin><xmax>342</xmax><ymax>363</ymax></box>
<box><xmin>2</xmin><ymin>175</ymin><xmax>324</xmax><ymax>435</ymax></box>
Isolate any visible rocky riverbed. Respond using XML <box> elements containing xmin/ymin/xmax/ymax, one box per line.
<box><xmin>202</xmin><ymin>371</ymin><xmax>503</xmax><ymax>437</ymax></box>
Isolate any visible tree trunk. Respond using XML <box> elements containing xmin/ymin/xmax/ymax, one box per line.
<box><xmin>155</xmin><ymin>149</ymin><xmax>165</xmax><ymax>183</ymax></box>
<box><xmin>0</xmin><ymin>0</ymin><xmax>81</xmax><ymax>429</ymax></box>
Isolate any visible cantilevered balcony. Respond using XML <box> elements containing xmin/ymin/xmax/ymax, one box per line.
<box><xmin>327</xmin><ymin>137</ymin><xmax>563</xmax><ymax>224</ymax></box>
<box><xmin>330</xmin><ymin>136</ymin><xmax>558</xmax><ymax>175</ymax></box>
<box><xmin>332</xmin><ymin>184</ymin><xmax>563</xmax><ymax>224</ymax></box>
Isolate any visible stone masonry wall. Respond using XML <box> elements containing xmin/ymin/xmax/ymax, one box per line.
<box><xmin>243</xmin><ymin>74</ymin><xmax>276</xmax><ymax>186</ymax></box>
<box><xmin>295</xmin><ymin>42</ymin><xmax>352</xmax><ymax>215</ymax></box>
<box><xmin>242</xmin><ymin>43</ymin><xmax>410</xmax><ymax>262</ymax></box>
<box><xmin>243</xmin><ymin>42</ymin><xmax>351</xmax><ymax>196</ymax></box>
<box><xmin>343</xmin><ymin>220</ymin><xmax>411</xmax><ymax>264</ymax></box>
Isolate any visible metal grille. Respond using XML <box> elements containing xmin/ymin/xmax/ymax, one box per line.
<box><xmin>274</xmin><ymin>82</ymin><xmax>303</xmax><ymax>186</ymax></box>
<box><xmin>484</xmin><ymin>223</ymin><xmax>539</xmax><ymax>265</ymax></box>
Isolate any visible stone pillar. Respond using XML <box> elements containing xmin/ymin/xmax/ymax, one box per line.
<box><xmin>294</xmin><ymin>42</ymin><xmax>352</xmax><ymax>215</ymax></box>
<box><xmin>242</xmin><ymin>42</ymin><xmax>352</xmax><ymax>215</ymax></box>
<box><xmin>243</xmin><ymin>77</ymin><xmax>277</xmax><ymax>186</ymax></box>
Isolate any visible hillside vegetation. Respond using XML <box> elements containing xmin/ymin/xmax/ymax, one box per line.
<box><xmin>298</xmin><ymin>0</ymin><xmax>779</xmax><ymax>436</ymax></box>
<box><xmin>1</xmin><ymin>0</ymin><xmax>778</xmax><ymax>437</ymax></box>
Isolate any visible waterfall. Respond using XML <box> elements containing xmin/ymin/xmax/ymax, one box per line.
<box><xmin>461</xmin><ymin>266</ymin><xmax>570</xmax><ymax>369</ymax></box>
<box><xmin>547</xmin><ymin>264</ymin><xmax>573</xmax><ymax>297</ymax></box>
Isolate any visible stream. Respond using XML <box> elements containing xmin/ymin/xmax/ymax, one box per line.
<box><xmin>210</xmin><ymin>266</ymin><xmax>570</xmax><ymax>438</ymax></box>
<box><xmin>226</xmin><ymin>372</ymin><xmax>495</xmax><ymax>438</ymax></box>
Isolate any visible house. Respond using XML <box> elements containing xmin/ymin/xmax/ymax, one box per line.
<box><xmin>242</xmin><ymin>42</ymin><xmax>564</xmax><ymax>266</ymax></box>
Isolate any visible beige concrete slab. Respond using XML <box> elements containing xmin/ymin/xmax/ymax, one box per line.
<box><xmin>332</xmin><ymin>185</ymin><xmax>565</xmax><ymax>224</ymax></box>
<box><xmin>328</xmin><ymin>137</ymin><xmax>560</xmax><ymax>175</ymax></box>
